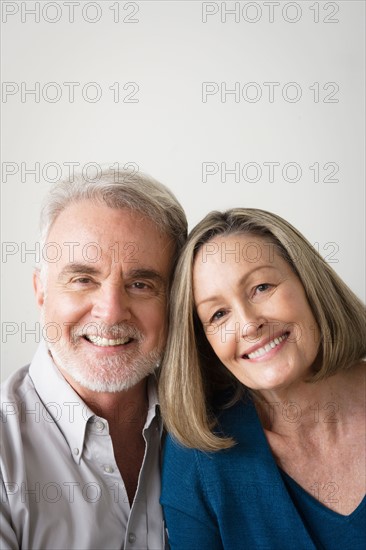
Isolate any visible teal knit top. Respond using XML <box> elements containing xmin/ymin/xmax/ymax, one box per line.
<box><xmin>161</xmin><ymin>395</ymin><xmax>365</xmax><ymax>549</ymax></box>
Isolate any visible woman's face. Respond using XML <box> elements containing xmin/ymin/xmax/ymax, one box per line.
<box><xmin>193</xmin><ymin>234</ymin><xmax>320</xmax><ymax>394</ymax></box>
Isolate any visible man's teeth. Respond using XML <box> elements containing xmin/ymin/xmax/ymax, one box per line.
<box><xmin>86</xmin><ymin>335</ymin><xmax>132</xmax><ymax>347</ymax></box>
<box><xmin>246</xmin><ymin>334</ymin><xmax>288</xmax><ymax>359</ymax></box>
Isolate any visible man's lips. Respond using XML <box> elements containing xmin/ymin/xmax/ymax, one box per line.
<box><xmin>242</xmin><ymin>332</ymin><xmax>289</xmax><ymax>360</ymax></box>
<box><xmin>83</xmin><ymin>335</ymin><xmax>134</xmax><ymax>347</ymax></box>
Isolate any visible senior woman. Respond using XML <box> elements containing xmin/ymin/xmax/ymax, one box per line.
<box><xmin>159</xmin><ymin>208</ymin><xmax>365</xmax><ymax>550</ymax></box>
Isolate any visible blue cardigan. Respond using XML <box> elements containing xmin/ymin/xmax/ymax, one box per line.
<box><xmin>161</xmin><ymin>395</ymin><xmax>365</xmax><ymax>549</ymax></box>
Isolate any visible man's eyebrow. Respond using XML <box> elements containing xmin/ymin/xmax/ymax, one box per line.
<box><xmin>58</xmin><ymin>264</ymin><xmax>101</xmax><ymax>278</ymax></box>
<box><xmin>127</xmin><ymin>268</ymin><xmax>165</xmax><ymax>284</ymax></box>
<box><xmin>57</xmin><ymin>265</ymin><xmax>166</xmax><ymax>284</ymax></box>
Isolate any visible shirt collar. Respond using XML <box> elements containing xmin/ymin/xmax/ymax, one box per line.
<box><xmin>29</xmin><ymin>340</ymin><xmax>95</xmax><ymax>464</ymax></box>
<box><xmin>145</xmin><ymin>374</ymin><xmax>161</xmax><ymax>433</ymax></box>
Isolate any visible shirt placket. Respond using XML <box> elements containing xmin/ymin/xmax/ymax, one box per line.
<box><xmin>86</xmin><ymin>416</ymin><xmax>131</xmax><ymax>540</ymax></box>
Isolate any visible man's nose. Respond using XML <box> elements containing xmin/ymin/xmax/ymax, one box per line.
<box><xmin>91</xmin><ymin>284</ymin><xmax>132</xmax><ymax>324</ymax></box>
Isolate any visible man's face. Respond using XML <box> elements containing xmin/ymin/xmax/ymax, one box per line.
<box><xmin>34</xmin><ymin>201</ymin><xmax>174</xmax><ymax>393</ymax></box>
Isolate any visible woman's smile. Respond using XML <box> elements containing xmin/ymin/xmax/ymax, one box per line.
<box><xmin>241</xmin><ymin>331</ymin><xmax>289</xmax><ymax>360</ymax></box>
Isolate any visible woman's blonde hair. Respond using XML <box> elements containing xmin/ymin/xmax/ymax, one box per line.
<box><xmin>159</xmin><ymin>208</ymin><xmax>366</xmax><ymax>451</ymax></box>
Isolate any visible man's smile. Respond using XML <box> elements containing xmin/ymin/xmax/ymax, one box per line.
<box><xmin>84</xmin><ymin>335</ymin><xmax>134</xmax><ymax>347</ymax></box>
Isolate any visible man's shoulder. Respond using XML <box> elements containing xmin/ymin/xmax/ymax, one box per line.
<box><xmin>1</xmin><ymin>342</ymin><xmax>56</xmax><ymax>410</ymax></box>
<box><xmin>1</xmin><ymin>364</ymin><xmax>33</xmax><ymax>402</ymax></box>
<box><xmin>0</xmin><ymin>364</ymin><xmax>37</xmax><ymax>429</ymax></box>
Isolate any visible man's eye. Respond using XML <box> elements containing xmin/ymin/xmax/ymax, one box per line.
<box><xmin>73</xmin><ymin>277</ymin><xmax>92</xmax><ymax>284</ymax></box>
<box><xmin>131</xmin><ymin>282</ymin><xmax>149</xmax><ymax>290</ymax></box>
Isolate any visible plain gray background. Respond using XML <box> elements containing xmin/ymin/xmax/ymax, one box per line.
<box><xmin>1</xmin><ymin>1</ymin><xmax>365</xmax><ymax>381</ymax></box>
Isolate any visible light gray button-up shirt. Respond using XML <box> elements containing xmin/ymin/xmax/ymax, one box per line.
<box><xmin>0</xmin><ymin>341</ymin><xmax>165</xmax><ymax>549</ymax></box>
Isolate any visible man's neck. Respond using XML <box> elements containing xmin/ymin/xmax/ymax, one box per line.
<box><xmin>59</xmin><ymin>369</ymin><xmax>149</xmax><ymax>428</ymax></box>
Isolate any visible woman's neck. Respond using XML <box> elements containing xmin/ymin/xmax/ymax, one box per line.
<box><xmin>253</xmin><ymin>362</ymin><xmax>365</xmax><ymax>439</ymax></box>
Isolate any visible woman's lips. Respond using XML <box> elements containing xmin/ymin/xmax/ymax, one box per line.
<box><xmin>242</xmin><ymin>332</ymin><xmax>289</xmax><ymax>359</ymax></box>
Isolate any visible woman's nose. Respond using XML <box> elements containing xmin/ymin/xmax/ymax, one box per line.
<box><xmin>217</xmin><ymin>304</ymin><xmax>266</xmax><ymax>344</ymax></box>
<box><xmin>236</xmin><ymin>304</ymin><xmax>266</xmax><ymax>343</ymax></box>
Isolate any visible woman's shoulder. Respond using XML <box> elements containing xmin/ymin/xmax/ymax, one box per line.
<box><xmin>163</xmin><ymin>391</ymin><xmax>265</xmax><ymax>463</ymax></box>
<box><xmin>162</xmin><ymin>393</ymin><xmax>281</xmax><ymax>508</ymax></box>
<box><xmin>213</xmin><ymin>390</ymin><xmax>261</xmax><ymax>439</ymax></box>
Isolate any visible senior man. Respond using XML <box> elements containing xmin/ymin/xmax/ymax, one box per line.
<box><xmin>0</xmin><ymin>169</ymin><xmax>187</xmax><ymax>549</ymax></box>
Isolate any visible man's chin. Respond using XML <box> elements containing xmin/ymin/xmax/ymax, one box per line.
<box><xmin>48</xmin><ymin>345</ymin><xmax>161</xmax><ymax>393</ymax></box>
<box><xmin>62</xmin><ymin>372</ymin><xmax>148</xmax><ymax>393</ymax></box>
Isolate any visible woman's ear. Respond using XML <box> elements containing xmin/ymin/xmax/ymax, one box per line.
<box><xmin>33</xmin><ymin>269</ymin><xmax>45</xmax><ymax>308</ymax></box>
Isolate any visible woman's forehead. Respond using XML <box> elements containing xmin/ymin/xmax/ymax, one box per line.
<box><xmin>194</xmin><ymin>233</ymin><xmax>280</xmax><ymax>267</ymax></box>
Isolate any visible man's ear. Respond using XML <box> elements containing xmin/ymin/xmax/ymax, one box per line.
<box><xmin>33</xmin><ymin>269</ymin><xmax>45</xmax><ymax>308</ymax></box>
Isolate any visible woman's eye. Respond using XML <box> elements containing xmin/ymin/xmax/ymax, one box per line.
<box><xmin>256</xmin><ymin>283</ymin><xmax>271</xmax><ymax>293</ymax></box>
<box><xmin>252</xmin><ymin>283</ymin><xmax>274</xmax><ymax>299</ymax></box>
<box><xmin>210</xmin><ymin>310</ymin><xmax>226</xmax><ymax>322</ymax></box>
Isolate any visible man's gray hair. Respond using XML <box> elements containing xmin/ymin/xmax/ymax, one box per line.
<box><xmin>39</xmin><ymin>168</ymin><xmax>188</xmax><ymax>268</ymax></box>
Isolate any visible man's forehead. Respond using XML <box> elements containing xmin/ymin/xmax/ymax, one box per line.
<box><xmin>47</xmin><ymin>203</ymin><xmax>167</xmax><ymax>246</ymax></box>
<box><xmin>49</xmin><ymin>201</ymin><xmax>148</xmax><ymax>231</ymax></box>
<box><xmin>43</xmin><ymin>201</ymin><xmax>174</xmax><ymax>275</ymax></box>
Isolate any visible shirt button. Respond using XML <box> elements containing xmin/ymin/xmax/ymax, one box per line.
<box><xmin>73</xmin><ymin>448</ymin><xmax>79</xmax><ymax>455</ymax></box>
<box><xmin>104</xmin><ymin>465</ymin><xmax>114</xmax><ymax>474</ymax></box>
<box><xmin>95</xmin><ymin>421</ymin><xmax>105</xmax><ymax>431</ymax></box>
<box><xmin>128</xmin><ymin>533</ymin><xmax>136</xmax><ymax>543</ymax></box>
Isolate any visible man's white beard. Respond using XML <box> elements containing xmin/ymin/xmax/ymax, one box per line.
<box><xmin>49</xmin><ymin>340</ymin><xmax>161</xmax><ymax>392</ymax></box>
<box><xmin>41</xmin><ymin>312</ymin><xmax>162</xmax><ymax>393</ymax></box>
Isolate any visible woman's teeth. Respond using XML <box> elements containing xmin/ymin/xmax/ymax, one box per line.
<box><xmin>245</xmin><ymin>333</ymin><xmax>288</xmax><ymax>359</ymax></box>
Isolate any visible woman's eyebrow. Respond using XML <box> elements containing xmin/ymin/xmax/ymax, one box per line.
<box><xmin>195</xmin><ymin>265</ymin><xmax>278</xmax><ymax>308</ymax></box>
